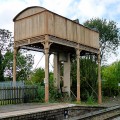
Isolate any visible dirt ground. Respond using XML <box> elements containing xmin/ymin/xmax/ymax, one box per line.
<box><xmin>101</xmin><ymin>95</ymin><xmax>120</xmax><ymax>107</ymax></box>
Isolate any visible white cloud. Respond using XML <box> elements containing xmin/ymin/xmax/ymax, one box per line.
<box><xmin>78</xmin><ymin>0</ymin><xmax>104</xmax><ymax>18</ymax></box>
<box><xmin>41</xmin><ymin>0</ymin><xmax>74</xmax><ymax>16</ymax></box>
<box><xmin>0</xmin><ymin>0</ymin><xmax>120</xmax><ymax>66</ymax></box>
<box><xmin>0</xmin><ymin>0</ymin><xmax>40</xmax><ymax>32</ymax></box>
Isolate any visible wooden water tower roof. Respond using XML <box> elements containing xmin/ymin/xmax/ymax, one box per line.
<box><xmin>13</xmin><ymin>6</ymin><xmax>46</xmax><ymax>21</ymax></box>
<box><xmin>13</xmin><ymin>6</ymin><xmax>99</xmax><ymax>54</ymax></box>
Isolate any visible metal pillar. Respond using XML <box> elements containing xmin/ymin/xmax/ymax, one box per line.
<box><xmin>43</xmin><ymin>35</ymin><xmax>51</xmax><ymax>102</ymax></box>
<box><xmin>44</xmin><ymin>48</ymin><xmax>49</xmax><ymax>102</ymax></box>
<box><xmin>54</xmin><ymin>53</ymin><xmax>60</xmax><ymax>90</ymax></box>
<box><xmin>98</xmin><ymin>53</ymin><xmax>102</xmax><ymax>104</ymax></box>
<box><xmin>63</xmin><ymin>53</ymin><xmax>71</xmax><ymax>96</ymax></box>
<box><xmin>76</xmin><ymin>49</ymin><xmax>81</xmax><ymax>102</ymax></box>
<box><xmin>13</xmin><ymin>47</ymin><xmax>17</xmax><ymax>83</ymax></box>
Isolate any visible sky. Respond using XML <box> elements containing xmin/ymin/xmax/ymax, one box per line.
<box><xmin>0</xmin><ymin>0</ymin><xmax>120</xmax><ymax>69</ymax></box>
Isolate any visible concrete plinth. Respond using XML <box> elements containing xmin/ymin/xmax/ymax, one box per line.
<box><xmin>63</xmin><ymin>53</ymin><xmax>71</xmax><ymax>96</ymax></box>
<box><xmin>54</xmin><ymin>53</ymin><xmax>60</xmax><ymax>90</ymax></box>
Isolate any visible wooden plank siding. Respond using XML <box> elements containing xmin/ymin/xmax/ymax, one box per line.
<box><xmin>14</xmin><ymin>8</ymin><xmax>99</xmax><ymax>49</ymax></box>
<box><xmin>54</xmin><ymin>15</ymin><xmax>67</xmax><ymax>40</ymax></box>
<box><xmin>66</xmin><ymin>20</ymin><xmax>74</xmax><ymax>41</ymax></box>
<box><xmin>47</xmin><ymin>12</ymin><xmax>55</xmax><ymax>36</ymax></box>
<box><xmin>15</xmin><ymin>12</ymin><xmax>46</xmax><ymax>41</ymax></box>
<box><xmin>46</xmin><ymin>11</ymin><xmax>99</xmax><ymax>48</ymax></box>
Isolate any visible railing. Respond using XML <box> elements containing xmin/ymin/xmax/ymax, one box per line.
<box><xmin>0</xmin><ymin>86</ymin><xmax>37</xmax><ymax>105</ymax></box>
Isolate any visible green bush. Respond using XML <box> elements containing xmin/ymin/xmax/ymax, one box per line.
<box><xmin>36</xmin><ymin>83</ymin><xmax>45</xmax><ymax>102</ymax></box>
<box><xmin>86</xmin><ymin>92</ymin><xmax>96</xmax><ymax>105</ymax></box>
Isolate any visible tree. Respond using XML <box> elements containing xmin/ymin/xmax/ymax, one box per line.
<box><xmin>29</xmin><ymin>68</ymin><xmax>45</xmax><ymax>84</ymax></box>
<box><xmin>0</xmin><ymin>29</ymin><xmax>13</xmax><ymax>81</ymax></box>
<box><xmin>102</xmin><ymin>60</ymin><xmax>120</xmax><ymax>96</ymax></box>
<box><xmin>71</xmin><ymin>55</ymin><xmax>98</xmax><ymax>101</ymax></box>
<box><xmin>0</xmin><ymin>29</ymin><xmax>13</xmax><ymax>52</ymax></box>
<box><xmin>0</xmin><ymin>51</ymin><xmax>4</xmax><ymax>81</ymax></box>
<box><xmin>3</xmin><ymin>51</ymin><xmax>34</xmax><ymax>81</ymax></box>
<box><xmin>84</xmin><ymin>18</ymin><xmax>120</xmax><ymax>63</ymax></box>
<box><xmin>0</xmin><ymin>29</ymin><xmax>34</xmax><ymax>81</ymax></box>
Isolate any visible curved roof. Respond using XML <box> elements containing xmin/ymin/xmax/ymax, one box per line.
<box><xmin>13</xmin><ymin>6</ymin><xmax>99</xmax><ymax>34</ymax></box>
<box><xmin>13</xmin><ymin>6</ymin><xmax>46</xmax><ymax>21</ymax></box>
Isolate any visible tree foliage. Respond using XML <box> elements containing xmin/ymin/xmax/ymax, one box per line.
<box><xmin>0</xmin><ymin>29</ymin><xmax>34</xmax><ymax>81</ymax></box>
<box><xmin>0</xmin><ymin>29</ymin><xmax>13</xmax><ymax>52</ymax></box>
<box><xmin>29</xmin><ymin>68</ymin><xmax>45</xmax><ymax>84</ymax></box>
<box><xmin>29</xmin><ymin>68</ymin><xmax>63</xmax><ymax>102</ymax></box>
<box><xmin>102</xmin><ymin>61</ymin><xmax>120</xmax><ymax>96</ymax></box>
<box><xmin>71</xmin><ymin>55</ymin><xmax>98</xmax><ymax>101</ymax></box>
<box><xmin>3</xmin><ymin>51</ymin><xmax>34</xmax><ymax>81</ymax></box>
<box><xmin>0</xmin><ymin>51</ymin><xmax>4</xmax><ymax>81</ymax></box>
<box><xmin>84</xmin><ymin>18</ymin><xmax>120</xmax><ymax>63</ymax></box>
<box><xmin>0</xmin><ymin>29</ymin><xmax>13</xmax><ymax>81</ymax></box>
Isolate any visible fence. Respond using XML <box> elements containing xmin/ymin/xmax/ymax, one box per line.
<box><xmin>0</xmin><ymin>86</ymin><xmax>37</xmax><ymax>105</ymax></box>
<box><xmin>0</xmin><ymin>81</ymin><xmax>24</xmax><ymax>88</ymax></box>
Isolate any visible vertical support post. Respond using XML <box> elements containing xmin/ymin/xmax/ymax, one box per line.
<box><xmin>64</xmin><ymin>53</ymin><xmax>71</xmax><ymax>96</ymax></box>
<box><xmin>43</xmin><ymin>35</ymin><xmax>51</xmax><ymax>103</ymax></box>
<box><xmin>54</xmin><ymin>53</ymin><xmax>60</xmax><ymax>90</ymax></box>
<box><xmin>13</xmin><ymin>47</ymin><xmax>17</xmax><ymax>83</ymax></box>
<box><xmin>76</xmin><ymin>49</ymin><xmax>81</xmax><ymax>102</ymax></box>
<box><xmin>98</xmin><ymin>53</ymin><xmax>102</xmax><ymax>104</ymax></box>
<box><xmin>44</xmin><ymin>47</ymin><xmax>49</xmax><ymax>102</ymax></box>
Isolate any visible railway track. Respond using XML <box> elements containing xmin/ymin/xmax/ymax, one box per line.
<box><xmin>69</xmin><ymin>105</ymin><xmax>120</xmax><ymax>120</ymax></box>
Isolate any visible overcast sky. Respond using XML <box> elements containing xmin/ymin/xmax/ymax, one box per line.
<box><xmin>0</xmin><ymin>0</ymin><xmax>120</xmax><ymax>69</ymax></box>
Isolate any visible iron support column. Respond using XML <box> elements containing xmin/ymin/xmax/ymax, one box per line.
<box><xmin>98</xmin><ymin>52</ymin><xmax>102</xmax><ymax>104</ymax></box>
<box><xmin>44</xmin><ymin>48</ymin><xmax>49</xmax><ymax>102</ymax></box>
<box><xmin>43</xmin><ymin>35</ymin><xmax>51</xmax><ymax>103</ymax></box>
<box><xmin>76</xmin><ymin>49</ymin><xmax>81</xmax><ymax>102</ymax></box>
